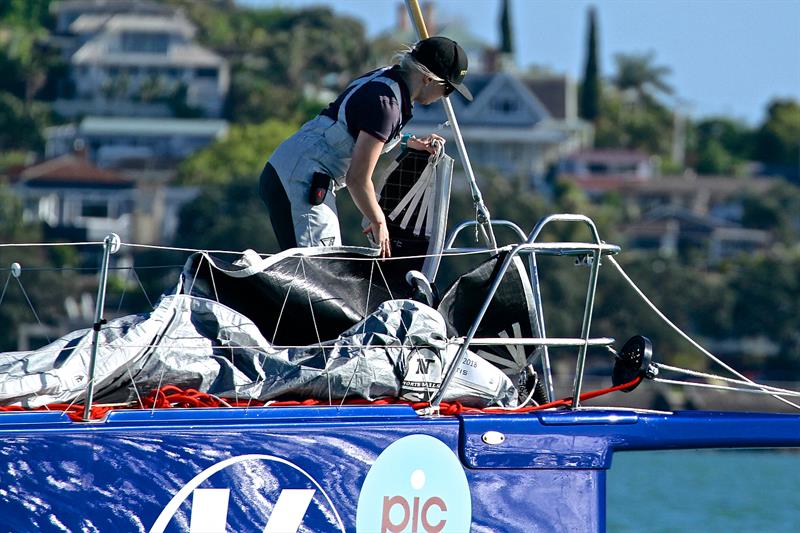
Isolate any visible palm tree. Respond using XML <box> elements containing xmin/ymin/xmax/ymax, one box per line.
<box><xmin>612</xmin><ymin>51</ymin><xmax>673</xmax><ymax>103</ymax></box>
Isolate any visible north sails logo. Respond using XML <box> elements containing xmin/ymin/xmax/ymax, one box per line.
<box><xmin>150</xmin><ymin>454</ymin><xmax>344</xmax><ymax>533</ymax></box>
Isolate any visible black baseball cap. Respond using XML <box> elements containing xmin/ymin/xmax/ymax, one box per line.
<box><xmin>410</xmin><ymin>36</ymin><xmax>473</xmax><ymax>101</ymax></box>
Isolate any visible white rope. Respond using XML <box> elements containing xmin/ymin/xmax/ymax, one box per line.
<box><xmin>131</xmin><ymin>268</ymin><xmax>154</xmax><ymax>309</ymax></box>
<box><xmin>0</xmin><ymin>241</ymin><xmax>103</xmax><ymax>248</ymax></box>
<box><xmin>120</xmin><ymin>241</ymin><xmax>499</xmax><ymax>261</ymax></box>
<box><xmin>271</xmin><ymin>259</ymin><xmax>303</xmax><ymax>342</ymax></box>
<box><xmin>608</xmin><ymin>256</ymin><xmax>800</xmax><ymax>410</ymax></box>
<box><xmin>653</xmin><ymin>378</ymin><xmax>800</xmax><ymax>397</ymax></box>
<box><xmin>15</xmin><ymin>277</ymin><xmax>51</xmax><ymax>344</ymax></box>
<box><xmin>300</xmin><ymin>257</ymin><xmax>333</xmax><ymax>406</ymax></box>
<box><xmin>655</xmin><ymin>363</ymin><xmax>800</xmax><ymax>396</ymax></box>
<box><xmin>0</xmin><ymin>272</ymin><xmax>11</xmax><ymax>308</ymax></box>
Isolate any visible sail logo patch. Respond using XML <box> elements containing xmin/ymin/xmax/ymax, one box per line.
<box><xmin>150</xmin><ymin>454</ymin><xmax>344</xmax><ymax>533</ymax></box>
<box><xmin>356</xmin><ymin>435</ymin><xmax>471</xmax><ymax>533</ymax></box>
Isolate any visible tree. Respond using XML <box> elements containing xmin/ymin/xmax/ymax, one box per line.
<box><xmin>0</xmin><ymin>0</ymin><xmax>53</xmax><ymax>29</ymax></box>
<box><xmin>594</xmin><ymin>87</ymin><xmax>674</xmax><ymax>155</ymax></box>
<box><xmin>173</xmin><ymin>181</ymin><xmax>279</xmax><ymax>254</ymax></box>
<box><xmin>168</xmin><ymin>2</ymin><xmax>371</xmax><ymax>124</ymax></box>
<box><xmin>0</xmin><ymin>185</ymin><xmax>86</xmax><ymax>350</ymax></box>
<box><xmin>499</xmin><ymin>0</ymin><xmax>513</xmax><ymax>55</ymax></box>
<box><xmin>579</xmin><ymin>7</ymin><xmax>600</xmax><ymax>122</ymax></box>
<box><xmin>176</xmin><ymin>119</ymin><xmax>298</xmax><ymax>186</ymax></box>
<box><xmin>753</xmin><ymin>99</ymin><xmax>800</xmax><ymax>181</ymax></box>
<box><xmin>729</xmin><ymin>250</ymin><xmax>800</xmax><ymax>377</ymax></box>
<box><xmin>612</xmin><ymin>52</ymin><xmax>673</xmax><ymax>104</ymax></box>
<box><xmin>0</xmin><ymin>91</ymin><xmax>47</xmax><ymax>151</ymax></box>
<box><xmin>691</xmin><ymin>117</ymin><xmax>753</xmax><ymax>175</ymax></box>
<box><xmin>741</xmin><ymin>182</ymin><xmax>800</xmax><ymax>244</ymax></box>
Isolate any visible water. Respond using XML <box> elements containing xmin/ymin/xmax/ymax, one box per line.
<box><xmin>607</xmin><ymin>450</ymin><xmax>800</xmax><ymax>532</ymax></box>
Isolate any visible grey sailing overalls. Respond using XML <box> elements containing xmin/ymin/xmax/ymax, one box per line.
<box><xmin>267</xmin><ymin>68</ymin><xmax>403</xmax><ymax>248</ymax></box>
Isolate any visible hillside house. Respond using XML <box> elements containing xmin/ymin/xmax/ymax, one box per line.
<box><xmin>51</xmin><ymin>0</ymin><xmax>229</xmax><ymax>118</ymax></box>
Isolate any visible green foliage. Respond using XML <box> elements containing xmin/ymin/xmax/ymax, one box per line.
<box><xmin>0</xmin><ymin>184</ymin><xmax>87</xmax><ymax>350</ymax></box>
<box><xmin>611</xmin><ymin>51</ymin><xmax>673</xmax><ymax>102</ymax></box>
<box><xmin>166</xmin><ymin>83</ymin><xmax>204</xmax><ymax>118</ymax></box>
<box><xmin>174</xmin><ymin>181</ymin><xmax>278</xmax><ymax>254</ymax></box>
<box><xmin>754</xmin><ymin>99</ymin><xmax>800</xmax><ymax>169</ymax></box>
<box><xmin>0</xmin><ymin>0</ymin><xmax>53</xmax><ymax>29</ymax></box>
<box><xmin>0</xmin><ymin>91</ymin><xmax>47</xmax><ymax>151</ymax></box>
<box><xmin>741</xmin><ymin>182</ymin><xmax>800</xmax><ymax>244</ymax></box>
<box><xmin>729</xmin><ymin>249</ymin><xmax>800</xmax><ymax>377</ymax></box>
<box><xmin>0</xmin><ymin>24</ymin><xmax>62</xmax><ymax>105</ymax></box>
<box><xmin>691</xmin><ymin>117</ymin><xmax>752</xmax><ymax>175</ymax></box>
<box><xmin>176</xmin><ymin>119</ymin><xmax>298</xmax><ymax>186</ymax></box>
<box><xmin>594</xmin><ymin>86</ymin><xmax>674</xmax><ymax>155</ymax></box>
<box><xmin>499</xmin><ymin>0</ymin><xmax>513</xmax><ymax>55</ymax></box>
<box><xmin>169</xmin><ymin>1</ymin><xmax>370</xmax><ymax>124</ymax></box>
<box><xmin>579</xmin><ymin>7</ymin><xmax>600</xmax><ymax>122</ymax></box>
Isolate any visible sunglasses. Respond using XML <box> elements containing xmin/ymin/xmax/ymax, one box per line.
<box><xmin>443</xmin><ymin>83</ymin><xmax>456</xmax><ymax>96</ymax></box>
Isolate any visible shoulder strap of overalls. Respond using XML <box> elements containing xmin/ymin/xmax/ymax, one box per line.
<box><xmin>337</xmin><ymin>67</ymin><xmax>403</xmax><ymax>129</ymax></box>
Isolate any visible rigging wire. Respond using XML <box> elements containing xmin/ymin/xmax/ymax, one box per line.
<box><xmin>15</xmin><ymin>276</ymin><xmax>51</xmax><ymax>345</ymax></box>
<box><xmin>655</xmin><ymin>363</ymin><xmax>800</xmax><ymax>397</ymax></box>
<box><xmin>652</xmin><ymin>378</ymin><xmax>800</xmax><ymax>397</ymax></box>
<box><xmin>608</xmin><ymin>256</ymin><xmax>800</xmax><ymax>410</ymax></box>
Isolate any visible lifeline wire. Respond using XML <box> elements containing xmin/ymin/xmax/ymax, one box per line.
<box><xmin>655</xmin><ymin>363</ymin><xmax>800</xmax><ymax>397</ymax></box>
<box><xmin>608</xmin><ymin>256</ymin><xmax>800</xmax><ymax>410</ymax></box>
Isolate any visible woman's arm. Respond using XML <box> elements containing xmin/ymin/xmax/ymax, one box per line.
<box><xmin>347</xmin><ymin>131</ymin><xmax>391</xmax><ymax>258</ymax></box>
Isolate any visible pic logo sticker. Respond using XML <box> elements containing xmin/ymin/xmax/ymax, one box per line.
<box><xmin>356</xmin><ymin>435</ymin><xmax>471</xmax><ymax>533</ymax></box>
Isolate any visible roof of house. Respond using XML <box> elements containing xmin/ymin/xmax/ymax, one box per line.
<box><xmin>9</xmin><ymin>154</ymin><xmax>133</xmax><ymax>188</ymax></box>
<box><xmin>414</xmin><ymin>72</ymin><xmax>569</xmax><ymax>128</ymax></box>
<box><xmin>73</xmin><ymin>40</ymin><xmax>223</xmax><ymax>67</ymax></box>
<box><xmin>567</xmin><ymin>149</ymin><xmax>653</xmax><ymax>164</ymax></box>
<box><xmin>563</xmin><ymin>174</ymin><xmax>781</xmax><ymax>195</ymax></box>
<box><xmin>51</xmin><ymin>0</ymin><xmax>176</xmax><ymax>17</ymax></box>
<box><xmin>522</xmin><ymin>77</ymin><xmax>572</xmax><ymax>120</ymax></box>
<box><xmin>78</xmin><ymin>116</ymin><xmax>229</xmax><ymax>137</ymax></box>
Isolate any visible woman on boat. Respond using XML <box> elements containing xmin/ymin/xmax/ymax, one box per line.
<box><xmin>258</xmin><ymin>36</ymin><xmax>472</xmax><ymax>258</ymax></box>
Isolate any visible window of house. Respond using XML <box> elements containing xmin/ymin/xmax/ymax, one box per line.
<box><xmin>121</xmin><ymin>32</ymin><xmax>169</xmax><ymax>53</ymax></box>
<box><xmin>81</xmin><ymin>201</ymin><xmax>109</xmax><ymax>219</ymax></box>
<box><xmin>195</xmin><ymin>68</ymin><xmax>218</xmax><ymax>79</ymax></box>
<box><xmin>588</xmin><ymin>163</ymin><xmax>610</xmax><ymax>174</ymax></box>
<box><xmin>491</xmin><ymin>96</ymin><xmax>520</xmax><ymax>114</ymax></box>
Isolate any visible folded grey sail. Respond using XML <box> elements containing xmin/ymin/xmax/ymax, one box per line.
<box><xmin>0</xmin><ymin>293</ymin><xmax>516</xmax><ymax>408</ymax></box>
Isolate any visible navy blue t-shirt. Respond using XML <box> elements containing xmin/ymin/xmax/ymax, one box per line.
<box><xmin>320</xmin><ymin>66</ymin><xmax>413</xmax><ymax>143</ymax></box>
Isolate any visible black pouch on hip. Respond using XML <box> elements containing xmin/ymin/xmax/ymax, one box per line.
<box><xmin>309</xmin><ymin>172</ymin><xmax>332</xmax><ymax>205</ymax></box>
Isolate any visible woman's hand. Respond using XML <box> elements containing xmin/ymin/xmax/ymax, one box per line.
<box><xmin>363</xmin><ymin>219</ymin><xmax>391</xmax><ymax>258</ymax></box>
<box><xmin>407</xmin><ymin>133</ymin><xmax>446</xmax><ymax>154</ymax></box>
<box><xmin>348</xmin><ymin>131</ymin><xmax>391</xmax><ymax>258</ymax></box>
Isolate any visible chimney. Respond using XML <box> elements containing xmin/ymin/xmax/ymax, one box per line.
<box><xmin>397</xmin><ymin>2</ymin><xmax>408</xmax><ymax>32</ymax></box>
<box><xmin>422</xmin><ymin>2</ymin><xmax>436</xmax><ymax>35</ymax></box>
<box><xmin>483</xmin><ymin>48</ymin><xmax>500</xmax><ymax>73</ymax></box>
<box><xmin>72</xmin><ymin>138</ymin><xmax>88</xmax><ymax>160</ymax></box>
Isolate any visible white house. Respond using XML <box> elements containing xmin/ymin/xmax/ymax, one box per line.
<box><xmin>8</xmin><ymin>151</ymin><xmax>200</xmax><ymax>245</ymax></box>
<box><xmin>46</xmin><ymin>116</ymin><xmax>229</xmax><ymax>169</ymax></box>
<box><xmin>404</xmin><ymin>72</ymin><xmax>591</xmax><ymax>186</ymax></box>
<box><xmin>51</xmin><ymin>1</ymin><xmax>229</xmax><ymax>118</ymax></box>
<box><xmin>9</xmin><ymin>153</ymin><xmax>137</xmax><ymax>243</ymax></box>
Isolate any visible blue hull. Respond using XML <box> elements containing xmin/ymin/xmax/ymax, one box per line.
<box><xmin>1</xmin><ymin>407</ymin><xmax>799</xmax><ymax>532</ymax></box>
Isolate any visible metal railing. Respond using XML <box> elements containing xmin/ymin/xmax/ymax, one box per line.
<box><xmin>433</xmin><ymin>214</ymin><xmax>621</xmax><ymax>409</ymax></box>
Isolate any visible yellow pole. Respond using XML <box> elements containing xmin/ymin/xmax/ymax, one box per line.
<box><xmin>403</xmin><ymin>0</ymin><xmax>497</xmax><ymax>252</ymax></box>
<box><xmin>405</xmin><ymin>0</ymin><xmax>430</xmax><ymax>39</ymax></box>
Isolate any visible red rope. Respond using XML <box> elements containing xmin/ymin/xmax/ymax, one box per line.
<box><xmin>0</xmin><ymin>376</ymin><xmax>643</xmax><ymax>421</ymax></box>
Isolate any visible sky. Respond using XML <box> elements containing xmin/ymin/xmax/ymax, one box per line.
<box><xmin>241</xmin><ymin>0</ymin><xmax>800</xmax><ymax>126</ymax></box>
